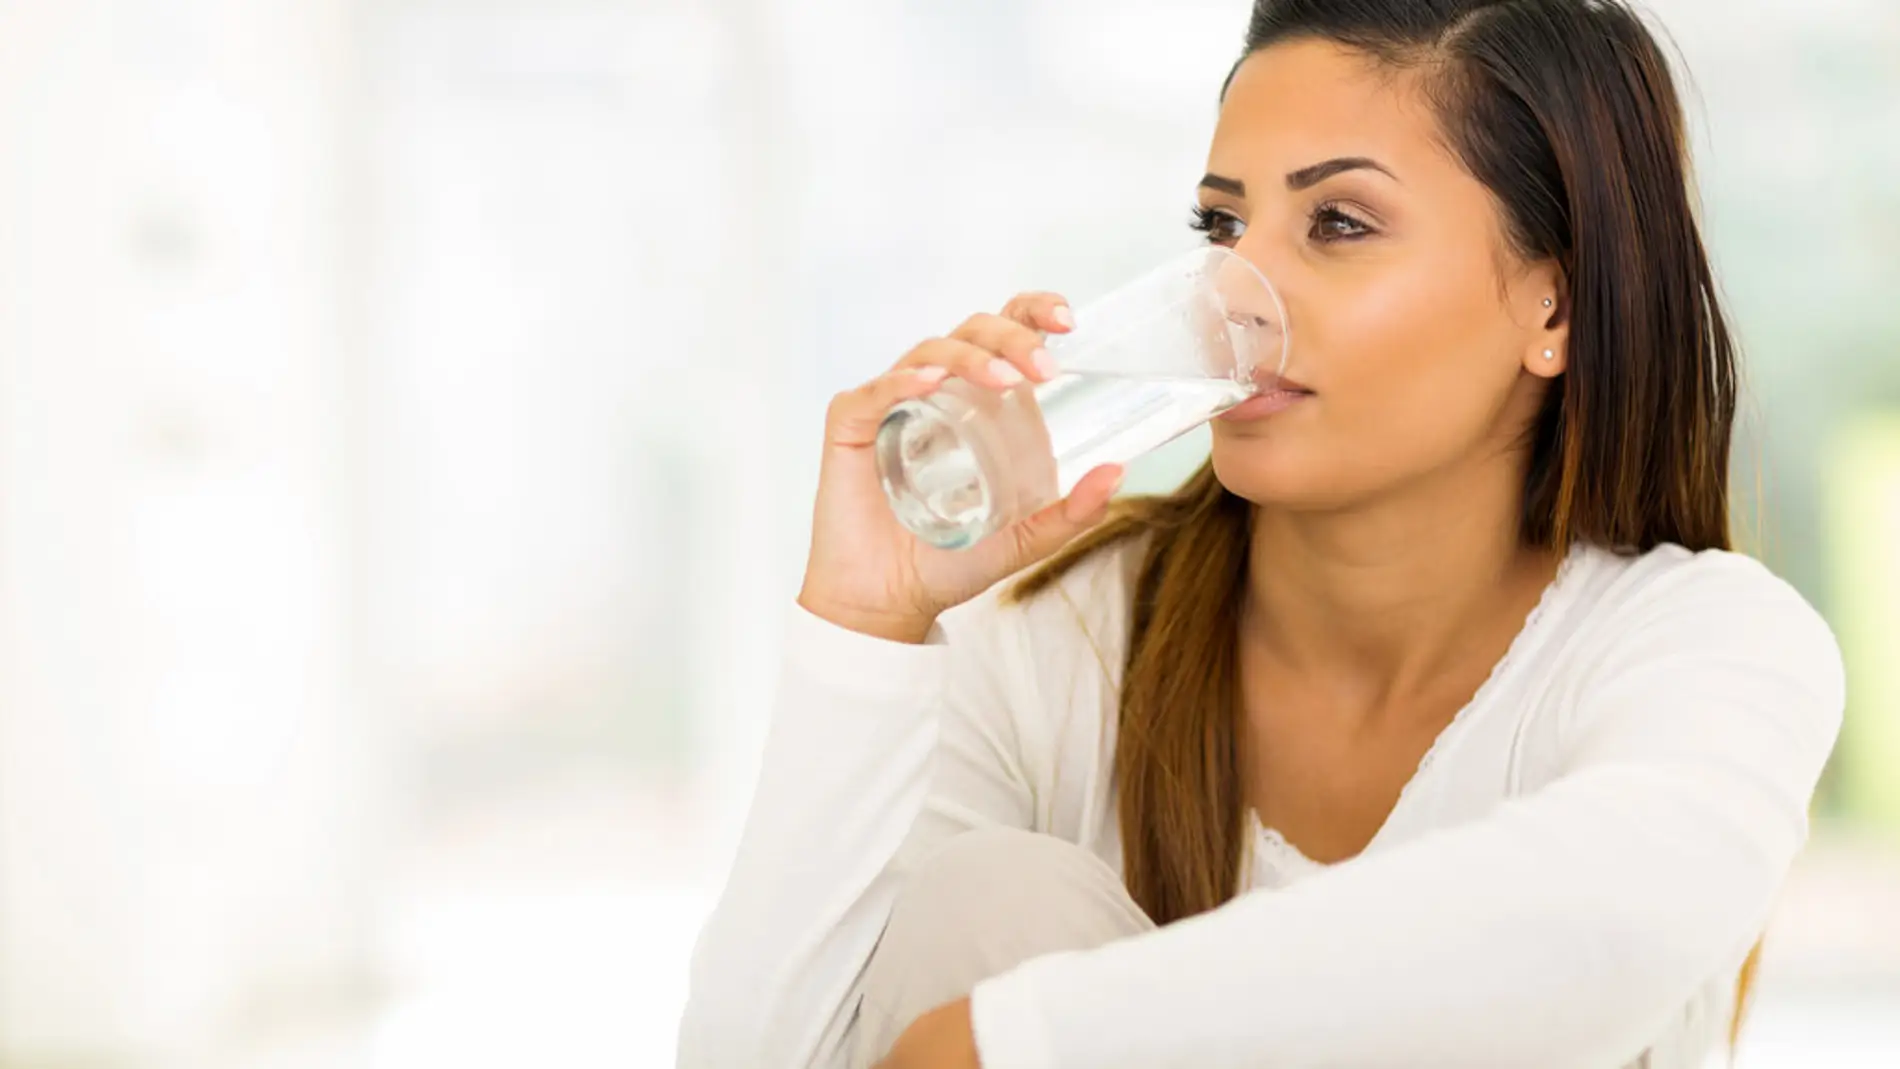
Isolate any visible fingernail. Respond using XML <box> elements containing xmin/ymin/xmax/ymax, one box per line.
<box><xmin>1052</xmin><ymin>305</ymin><xmax>1075</xmax><ymax>330</ymax></box>
<box><xmin>913</xmin><ymin>365</ymin><xmax>949</xmax><ymax>382</ymax></box>
<box><xmin>988</xmin><ymin>359</ymin><xmax>1024</xmax><ymax>386</ymax></box>
<box><xmin>1031</xmin><ymin>347</ymin><xmax>1057</xmax><ymax>380</ymax></box>
<box><xmin>1108</xmin><ymin>468</ymin><xmax>1125</xmax><ymax>494</ymax></box>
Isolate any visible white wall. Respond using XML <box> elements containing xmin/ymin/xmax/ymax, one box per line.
<box><xmin>0</xmin><ymin>0</ymin><xmax>376</xmax><ymax>1062</ymax></box>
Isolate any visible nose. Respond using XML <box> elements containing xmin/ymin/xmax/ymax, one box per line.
<box><xmin>1210</xmin><ymin>248</ymin><xmax>1289</xmax><ymax>378</ymax></box>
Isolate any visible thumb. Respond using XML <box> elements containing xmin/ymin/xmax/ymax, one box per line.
<box><xmin>985</xmin><ymin>464</ymin><xmax>1125</xmax><ymax>574</ymax></box>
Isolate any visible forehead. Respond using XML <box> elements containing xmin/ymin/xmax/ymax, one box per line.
<box><xmin>1210</xmin><ymin>39</ymin><xmax>1457</xmax><ymax>184</ymax></box>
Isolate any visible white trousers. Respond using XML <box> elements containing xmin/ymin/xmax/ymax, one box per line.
<box><xmin>851</xmin><ymin>828</ymin><xmax>1156</xmax><ymax>1067</ymax></box>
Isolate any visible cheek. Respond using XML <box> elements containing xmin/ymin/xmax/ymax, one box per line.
<box><xmin>1303</xmin><ymin>242</ymin><xmax>1516</xmax><ymax>417</ymax></box>
<box><xmin>1331</xmin><ymin>261</ymin><xmax>1518</xmax><ymax>438</ymax></box>
<box><xmin>1215</xmin><ymin>251</ymin><xmax>1527</xmax><ymax>502</ymax></box>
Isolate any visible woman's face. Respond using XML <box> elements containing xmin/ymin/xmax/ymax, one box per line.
<box><xmin>1203</xmin><ymin>39</ymin><xmax>1567</xmax><ymax>511</ymax></box>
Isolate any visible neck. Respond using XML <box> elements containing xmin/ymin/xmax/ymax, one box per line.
<box><xmin>1242</xmin><ymin>455</ymin><xmax>1563</xmax><ymax>708</ymax></box>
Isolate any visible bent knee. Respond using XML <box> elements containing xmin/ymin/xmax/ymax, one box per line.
<box><xmin>854</xmin><ymin>830</ymin><xmax>1151</xmax><ymax>1069</ymax></box>
<box><xmin>886</xmin><ymin>828</ymin><xmax>1150</xmax><ymax>953</ymax></box>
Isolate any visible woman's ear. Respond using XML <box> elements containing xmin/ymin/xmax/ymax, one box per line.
<box><xmin>1520</xmin><ymin>262</ymin><xmax>1570</xmax><ymax>379</ymax></box>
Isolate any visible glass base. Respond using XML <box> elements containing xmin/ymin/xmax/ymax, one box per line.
<box><xmin>874</xmin><ymin>397</ymin><xmax>1003</xmax><ymax>550</ymax></box>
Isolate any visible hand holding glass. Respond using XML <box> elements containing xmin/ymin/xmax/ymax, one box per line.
<box><xmin>875</xmin><ymin>246</ymin><xmax>1289</xmax><ymax>549</ymax></box>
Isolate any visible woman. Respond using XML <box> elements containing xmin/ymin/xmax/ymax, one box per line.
<box><xmin>679</xmin><ymin>0</ymin><xmax>1845</xmax><ymax>1066</ymax></box>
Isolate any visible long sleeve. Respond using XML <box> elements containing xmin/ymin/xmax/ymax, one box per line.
<box><xmin>970</xmin><ymin>559</ymin><xmax>1846</xmax><ymax>1069</ymax></box>
<box><xmin>677</xmin><ymin>595</ymin><xmax>1037</xmax><ymax>1069</ymax></box>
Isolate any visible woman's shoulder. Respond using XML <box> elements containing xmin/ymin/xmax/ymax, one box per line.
<box><xmin>941</xmin><ymin>534</ymin><xmax>1148</xmax><ymax>646</ymax></box>
<box><xmin>929</xmin><ymin>538</ymin><xmax>1145</xmax><ymax>819</ymax></box>
<box><xmin>1495</xmin><ymin>541</ymin><xmax>1846</xmax><ymax>793</ymax></box>
<box><xmin>937</xmin><ymin>535</ymin><xmax>1148</xmax><ymax>685</ymax></box>
<box><xmin>1545</xmin><ymin>539</ymin><xmax>1845</xmax><ymax>723</ymax></box>
<box><xmin>1565</xmin><ymin>541</ymin><xmax>1835</xmax><ymax>647</ymax></box>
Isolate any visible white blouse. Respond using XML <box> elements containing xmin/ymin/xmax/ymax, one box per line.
<box><xmin>678</xmin><ymin>539</ymin><xmax>1844</xmax><ymax>1069</ymax></box>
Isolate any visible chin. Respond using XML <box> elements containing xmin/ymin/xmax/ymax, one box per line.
<box><xmin>1208</xmin><ymin>429</ymin><xmax>1392</xmax><ymax>512</ymax></box>
<box><xmin>1208</xmin><ymin>435</ymin><xmax>1329</xmax><ymax>509</ymax></box>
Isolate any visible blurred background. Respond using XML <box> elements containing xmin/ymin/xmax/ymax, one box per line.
<box><xmin>0</xmin><ymin>0</ymin><xmax>1894</xmax><ymax>1066</ymax></box>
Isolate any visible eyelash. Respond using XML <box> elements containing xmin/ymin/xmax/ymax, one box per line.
<box><xmin>1188</xmin><ymin>202</ymin><xmax>1374</xmax><ymax>245</ymax></box>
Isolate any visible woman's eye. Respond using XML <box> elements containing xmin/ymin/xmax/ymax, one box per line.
<box><xmin>1189</xmin><ymin>206</ymin><xmax>1245</xmax><ymax>246</ymax></box>
<box><xmin>1310</xmin><ymin>204</ymin><xmax>1372</xmax><ymax>242</ymax></box>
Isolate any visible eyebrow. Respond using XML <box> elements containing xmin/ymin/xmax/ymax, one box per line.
<box><xmin>1198</xmin><ymin>172</ymin><xmax>1248</xmax><ymax>197</ymax></box>
<box><xmin>1198</xmin><ymin>157</ymin><xmax>1399</xmax><ymax>198</ymax></box>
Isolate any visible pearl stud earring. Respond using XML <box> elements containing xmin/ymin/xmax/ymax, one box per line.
<box><xmin>1543</xmin><ymin>349</ymin><xmax>1556</xmax><ymax>361</ymax></box>
<box><xmin>1543</xmin><ymin>298</ymin><xmax>1554</xmax><ymax>308</ymax></box>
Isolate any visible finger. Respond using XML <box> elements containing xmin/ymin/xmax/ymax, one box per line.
<box><xmin>824</xmin><ymin>366</ymin><xmax>949</xmax><ymax>448</ymax></box>
<box><xmin>896</xmin><ymin>336</ymin><xmax>1029</xmax><ymax>390</ymax></box>
<box><xmin>1059</xmin><ymin>463</ymin><xmax>1126</xmax><ymax>524</ymax></box>
<box><xmin>982</xmin><ymin>463</ymin><xmax>1125</xmax><ymax>573</ymax></box>
<box><xmin>949</xmin><ymin>312</ymin><xmax>1057</xmax><ymax>383</ymax></box>
<box><xmin>1000</xmin><ymin>291</ymin><xmax>1076</xmax><ymax>336</ymax></box>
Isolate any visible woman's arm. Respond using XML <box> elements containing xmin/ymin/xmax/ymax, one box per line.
<box><xmin>678</xmin><ymin>595</ymin><xmax>1037</xmax><ymax>1069</ymax></box>
<box><xmin>967</xmin><ymin>562</ymin><xmax>1845</xmax><ymax>1069</ymax></box>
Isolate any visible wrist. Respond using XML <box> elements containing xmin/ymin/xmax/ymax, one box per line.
<box><xmin>796</xmin><ymin>588</ymin><xmax>938</xmax><ymax>645</ymax></box>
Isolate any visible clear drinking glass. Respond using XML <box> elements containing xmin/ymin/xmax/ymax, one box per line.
<box><xmin>875</xmin><ymin>246</ymin><xmax>1289</xmax><ymax>549</ymax></box>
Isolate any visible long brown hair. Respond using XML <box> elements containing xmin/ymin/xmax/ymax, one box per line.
<box><xmin>1013</xmin><ymin>0</ymin><xmax>1754</xmax><ymax>1046</ymax></box>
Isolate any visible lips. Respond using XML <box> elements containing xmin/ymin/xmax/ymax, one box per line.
<box><xmin>1251</xmin><ymin>368</ymin><xmax>1313</xmax><ymax>393</ymax></box>
<box><xmin>1218</xmin><ymin>369</ymin><xmax>1313</xmax><ymax>423</ymax></box>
